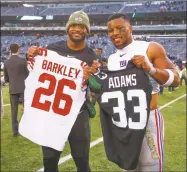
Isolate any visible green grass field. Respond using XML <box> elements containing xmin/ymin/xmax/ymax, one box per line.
<box><xmin>1</xmin><ymin>84</ymin><xmax>186</xmax><ymax>172</ymax></box>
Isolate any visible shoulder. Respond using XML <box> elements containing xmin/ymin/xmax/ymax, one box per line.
<box><xmin>133</xmin><ymin>40</ymin><xmax>151</xmax><ymax>52</ymax></box>
<box><xmin>20</xmin><ymin>57</ymin><xmax>27</xmax><ymax>63</ymax></box>
<box><xmin>147</xmin><ymin>41</ymin><xmax>167</xmax><ymax>58</ymax></box>
<box><xmin>148</xmin><ymin>41</ymin><xmax>165</xmax><ymax>50</ymax></box>
<box><xmin>85</xmin><ymin>46</ymin><xmax>97</xmax><ymax>58</ymax></box>
<box><xmin>82</xmin><ymin>46</ymin><xmax>97</xmax><ymax>65</ymax></box>
<box><xmin>17</xmin><ymin>56</ymin><xmax>25</xmax><ymax>61</ymax></box>
<box><xmin>47</xmin><ymin>40</ymin><xmax>66</xmax><ymax>50</ymax></box>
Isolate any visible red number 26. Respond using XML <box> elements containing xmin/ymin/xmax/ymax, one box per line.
<box><xmin>31</xmin><ymin>73</ymin><xmax>76</xmax><ymax>116</ymax></box>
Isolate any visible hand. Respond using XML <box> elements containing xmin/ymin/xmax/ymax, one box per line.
<box><xmin>83</xmin><ymin>66</ymin><xmax>91</xmax><ymax>81</ymax></box>
<box><xmin>83</xmin><ymin>60</ymin><xmax>100</xmax><ymax>81</ymax></box>
<box><xmin>92</xmin><ymin>60</ymin><xmax>100</xmax><ymax>71</ymax></box>
<box><xmin>132</xmin><ymin>55</ymin><xmax>151</xmax><ymax>72</ymax></box>
<box><xmin>27</xmin><ymin>46</ymin><xmax>41</xmax><ymax>71</ymax></box>
<box><xmin>27</xmin><ymin>46</ymin><xmax>40</xmax><ymax>57</ymax></box>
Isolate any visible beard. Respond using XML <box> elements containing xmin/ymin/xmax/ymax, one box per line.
<box><xmin>68</xmin><ymin>33</ymin><xmax>86</xmax><ymax>43</ymax></box>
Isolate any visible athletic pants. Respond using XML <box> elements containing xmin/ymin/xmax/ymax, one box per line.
<box><xmin>42</xmin><ymin>109</ymin><xmax>91</xmax><ymax>172</ymax></box>
<box><xmin>125</xmin><ymin>109</ymin><xmax>164</xmax><ymax>172</ymax></box>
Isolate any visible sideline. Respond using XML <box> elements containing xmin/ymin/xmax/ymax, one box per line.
<box><xmin>3</xmin><ymin>104</ymin><xmax>10</xmax><ymax>107</ymax></box>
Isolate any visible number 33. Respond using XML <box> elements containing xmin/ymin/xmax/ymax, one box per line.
<box><xmin>101</xmin><ymin>90</ymin><xmax>148</xmax><ymax>129</ymax></box>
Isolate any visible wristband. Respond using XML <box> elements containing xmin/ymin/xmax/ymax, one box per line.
<box><xmin>161</xmin><ymin>69</ymin><xmax>174</xmax><ymax>87</ymax></box>
<box><xmin>149</xmin><ymin>66</ymin><xmax>156</xmax><ymax>75</ymax></box>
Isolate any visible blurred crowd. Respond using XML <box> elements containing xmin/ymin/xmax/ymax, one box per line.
<box><xmin>1</xmin><ymin>33</ymin><xmax>186</xmax><ymax>64</ymax></box>
<box><xmin>1</xmin><ymin>1</ymin><xmax>186</xmax><ymax>16</ymax></box>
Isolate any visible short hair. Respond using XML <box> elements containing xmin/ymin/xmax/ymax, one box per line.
<box><xmin>10</xmin><ymin>44</ymin><xmax>20</xmax><ymax>53</ymax></box>
<box><xmin>107</xmin><ymin>13</ymin><xmax>130</xmax><ymax>23</ymax></box>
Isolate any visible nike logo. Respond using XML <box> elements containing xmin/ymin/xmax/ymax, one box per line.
<box><xmin>120</xmin><ymin>53</ymin><xmax>126</xmax><ymax>57</ymax></box>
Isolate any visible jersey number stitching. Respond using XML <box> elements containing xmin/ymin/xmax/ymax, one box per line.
<box><xmin>31</xmin><ymin>73</ymin><xmax>76</xmax><ymax>116</ymax></box>
<box><xmin>101</xmin><ymin>90</ymin><xmax>147</xmax><ymax>129</ymax></box>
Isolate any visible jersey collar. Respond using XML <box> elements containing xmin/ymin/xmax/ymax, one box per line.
<box><xmin>116</xmin><ymin>39</ymin><xmax>134</xmax><ymax>55</ymax></box>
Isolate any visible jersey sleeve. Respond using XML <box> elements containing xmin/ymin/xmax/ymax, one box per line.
<box><xmin>27</xmin><ymin>48</ymin><xmax>48</xmax><ymax>72</ymax></box>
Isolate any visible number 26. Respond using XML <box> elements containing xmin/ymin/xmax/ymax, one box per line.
<box><xmin>31</xmin><ymin>73</ymin><xmax>76</xmax><ymax>116</ymax></box>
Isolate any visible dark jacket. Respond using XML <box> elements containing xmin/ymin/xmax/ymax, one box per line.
<box><xmin>4</xmin><ymin>55</ymin><xmax>29</xmax><ymax>94</ymax></box>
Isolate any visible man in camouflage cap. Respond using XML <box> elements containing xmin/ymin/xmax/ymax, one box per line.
<box><xmin>64</xmin><ymin>10</ymin><xmax>91</xmax><ymax>45</ymax></box>
<box><xmin>26</xmin><ymin>10</ymin><xmax>97</xmax><ymax>172</ymax></box>
<box><xmin>66</xmin><ymin>10</ymin><xmax>90</xmax><ymax>33</ymax></box>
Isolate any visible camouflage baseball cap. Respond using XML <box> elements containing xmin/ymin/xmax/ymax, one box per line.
<box><xmin>66</xmin><ymin>11</ymin><xmax>90</xmax><ymax>33</ymax></box>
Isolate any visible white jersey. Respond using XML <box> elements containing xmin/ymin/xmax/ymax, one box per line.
<box><xmin>19</xmin><ymin>50</ymin><xmax>86</xmax><ymax>151</ymax></box>
<box><xmin>107</xmin><ymin>40</ymin><xmax>160</xmax><ymax>94</ymax></box>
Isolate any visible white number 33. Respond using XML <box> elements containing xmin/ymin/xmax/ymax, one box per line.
<box><xmin>101</xmin><ymin>90</ymin><xmax>148</xmax><ymax>129</ymax></box>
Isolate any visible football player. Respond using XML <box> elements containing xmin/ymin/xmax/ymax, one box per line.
<box><xmin>85</xmin><ymin>13</ymin><xmax>180</xmax><ymax>172</ymax></box>
<box><xmin>26</xmin><ymin>11</ymin><xmax>98</xmax><ymax>172</ymax></box>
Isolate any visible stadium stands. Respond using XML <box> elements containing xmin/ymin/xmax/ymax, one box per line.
<box><xmin>83</xmin><ymin>3</ymin><xmax>123</xmax><ymax>14</ymax></box>
<box><xmin>1</xmin><ymin>35</ymin><xmax>186</xmax><ymax>61</ymax></box>
<box><xmin>40</xmin><ymin>7</ymin><xmax>82</xmax><ymax>15</ymax></box>
<box><xmin>1</xmin><ymin>1</ymin><xmax>186</xmax><ymax>16</ymax></box>
<box><xmin>122</xmin><ymin>1</ymin><xmax>186</xmax><ymax>13</ymax></box>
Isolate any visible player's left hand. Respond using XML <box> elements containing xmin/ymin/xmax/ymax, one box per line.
<box><xmin>83</xmin><ymin>60</ymin><xmax>100</xmax><ymax>81</ymax></box>
<box><xmin>83</xmin><ymin>66</ymin><xmax>91</xmax><ymax>81</ymax></box>
<box><xmin>132</xmin><ymin>55</ymin><xmax>151</xmax><ymax>72</ymax></box>
<box><xmin>82</xmin><ymin>60</ymin><xmax>100</xmax><ymax>89</ymax></box>
<box><xmin>92</xmin><ymin>60</ymin><xmax>100</xmax><ymax>70</ymax></box>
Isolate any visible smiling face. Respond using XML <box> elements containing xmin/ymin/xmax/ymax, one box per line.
<box><xmin>107</xmin><ymin>17</ymin><xmax>133</xmax><ymax>49</ymax></box>
<box><xmin>68</xmin><ymin>24</ymin><xmax>88</xmax><ymax>43</ymax></box>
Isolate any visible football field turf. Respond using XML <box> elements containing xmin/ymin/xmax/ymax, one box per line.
<box><xmin>1</xmin><ymin>84</ymin><xmax>186</xmax><ymax>172</ymax></box>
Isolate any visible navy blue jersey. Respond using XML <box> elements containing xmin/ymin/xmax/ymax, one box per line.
<box><xmin>95</xmin><ymin>61</ymin><xmax>152</xmax><ymax>170</ymax></box>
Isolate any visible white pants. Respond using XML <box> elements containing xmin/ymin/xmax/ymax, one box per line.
<box><xmin>125</xmin><ymin>109</ymin><xmax>164</xmax><ymax>172</ymax></box>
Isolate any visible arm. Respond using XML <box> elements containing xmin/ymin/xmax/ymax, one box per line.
<box><xmin>3</xmin><ymin>62</ymin><xmax>9</xmax><ymax>83</ymax></box>
<box><xmin>132</xmin><ymin>42</ymin><xmax>180</xmax><ymax>87</ymax></box>
<box><xmin>147</xmin><ymin>42</ymin><xmax>180</xmax><ymax>87</ymax></box>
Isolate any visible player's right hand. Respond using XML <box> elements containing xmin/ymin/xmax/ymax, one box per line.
<box><xmin>27</xmin><ymin>46</ymin><xmax>40</xmax><ymax>57</ymax></box>
<box><xmin>27</xmin><ymin>46</ymin><xmax>40</xmax><ymax>71</ymax></box>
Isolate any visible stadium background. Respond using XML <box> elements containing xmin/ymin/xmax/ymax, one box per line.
<box><xmin>1</xmin><ymin>0</ymin><xmax>186</xmax><ymax>171</ymax></box>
